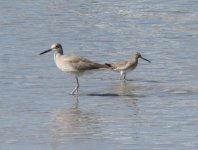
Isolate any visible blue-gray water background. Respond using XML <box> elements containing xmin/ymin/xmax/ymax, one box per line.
<box><xmin>0</xmin><ymin>0</ymin><xmax>197</xmax><ymax>150</ymax></box>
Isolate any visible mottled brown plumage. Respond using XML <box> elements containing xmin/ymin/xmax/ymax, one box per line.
<box><xmin>106</xmin><ymin>52</ymin><xmax>150</xmax><ymax>80</ymax></box>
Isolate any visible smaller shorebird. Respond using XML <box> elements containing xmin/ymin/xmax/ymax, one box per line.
<box><xmin>40</xmin><ymin>43</ymin><xmax>110</xmax><ymax>95</ymax></box>
<box><xmin>106</xmin><ymin>52</ymin><xmax>151</xmax><ymax>80</ymax></box>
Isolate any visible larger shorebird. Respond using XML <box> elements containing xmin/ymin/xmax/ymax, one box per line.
<box><xmin>40</xmin><ymin>43</ymin><xmax>110</xmax><ymax>95</ymax></box>
<box><xmin>106</xmin><ymin>52</ymin><xmax>150</xmax><ymax>80</ymax></box>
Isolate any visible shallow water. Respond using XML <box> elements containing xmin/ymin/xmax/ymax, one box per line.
<box><xmin>0</xmin><ymin>0</ymin><xmax>198</xmax><ymax>150</ymax></box>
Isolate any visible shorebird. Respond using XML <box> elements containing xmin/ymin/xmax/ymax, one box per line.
<box><xmin>106</xmin><ymin>52</ymin><xmax>150</xmax><ymax>80</ymax></box>
<box><xmin>40</xmin><ymin>43</ymin><xmax>110</xmax><ymax>95</ymax></box>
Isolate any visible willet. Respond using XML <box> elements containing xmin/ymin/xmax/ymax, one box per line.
<box><xmin>40</xmin><ymin>43</ymin><xmax>110</xmax><ymax>95</ymax></box>
<box><xmin>106</xmin><ymin>52</ymin><xmax>150</xmax><ymax>80</ymax></box>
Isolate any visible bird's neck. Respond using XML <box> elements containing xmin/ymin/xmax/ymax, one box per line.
<box><xmin>130</xmin><ymin>57</ymin><xmax>138</xmax><ymax>63</ymax></box>
<box><xmin>54</xmin><ymin>51</ymin><xmax>63</xmax><ymax>62</ymax></box>
<box><xmin>58</xmin><ymin>49</ymin><xmax>63</xmax><ymax>55</ymax></box>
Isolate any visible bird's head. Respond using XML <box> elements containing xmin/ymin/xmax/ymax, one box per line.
<box><xmin>40</xmin><ymin>43</ymin><xmax>63</xmax><ymax>55</ymax></box>
<box><xmin>133</xmin><ymin>52</ymin><xmax>151</xmax><ymax>63</ymax></box>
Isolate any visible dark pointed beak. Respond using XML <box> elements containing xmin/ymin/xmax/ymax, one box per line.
<box><xmin>40</xmin><ymin>49</ymin><xmax>52</xmax><ymax>55</ymax></box>
<box><xmin>141</xmin><ymin>56</ymin><xmax>151</xmax><ymax>63</ymax></box>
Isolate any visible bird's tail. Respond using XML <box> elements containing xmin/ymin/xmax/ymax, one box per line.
<box><xmin>104</xmin><ymin>63</ymin><xmax>112</xmax><ymax>67</ymax></box>
<box><xmin>95</xmin><ymin>63</ymin><xmax>112</xmax><ymax>69</ymax></box>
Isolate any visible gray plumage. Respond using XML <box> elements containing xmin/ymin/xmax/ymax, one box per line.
<box><xmin>40</xmin><ymin>43</ymin><xmax>110</xmax><ymax>95</ymax></box>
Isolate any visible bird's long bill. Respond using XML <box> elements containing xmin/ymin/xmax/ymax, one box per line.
<box><xmin>141</xmin><ymin>56</ymin><xmax>151</xmax><ymax>63</ymax></box>
<box><xmin>40</xmin><ymin>49</ymin><xmax>52</xmax><ymax>55</ymax></box>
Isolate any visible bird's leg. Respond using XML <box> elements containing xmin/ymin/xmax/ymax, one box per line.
<box><xmin>71</xmin><ymin>87</ymin><xmax>77</xmax><ymax>95</ymax></box>
<box><xmin>124</xmin><ymin>73</ymin><xmax>134</xmax><ymax>81</ymax></box>
<box><xmin>123</xmin><ymin>73</ymin><xmax>127</xmax><ymax>81</ymax></box>
<box><xmin>76</xmin><ymin>76</ymin><xmax>79</xmax><ymax>94</ymax></box>
<box><xmin>70</xmin><ymin>76</ymin><xmax>80</xmax><ymax>95</ymax></box>
<box><xmin>119</xmin><ymin>71</ymin><xmax>124</xmax><ymax>80</ymax></box>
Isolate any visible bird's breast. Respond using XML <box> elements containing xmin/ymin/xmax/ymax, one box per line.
<box><xmin>54</xmin><ymin>54</ymin><xmax>76</xmax><ymax>73</ymax></box>
<box><xmin>126</xmin><ymin>61</ymin><xmax>138</xmax><ymax>72</ymax></box>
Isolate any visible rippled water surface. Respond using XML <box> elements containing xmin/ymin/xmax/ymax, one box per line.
<box><xmin>0</xmin><ymin>0</ymin><xmax>198</xmax><ymax>150</ymax></box>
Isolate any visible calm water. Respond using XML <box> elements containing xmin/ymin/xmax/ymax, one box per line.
<box><xmin>0</xmin><ymin>0</ymin><xmax>198</xmax><ymax>150</ymax></box>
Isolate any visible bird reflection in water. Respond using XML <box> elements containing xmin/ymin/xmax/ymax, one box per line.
<box><xmin>108</xmin><ymin>81</ymin><xmax>140</xmax><ymax>114</ymax></box>
<box><xmin>51</xmin><ymin>97</ymin><xmax>101</xmax><ymax>143</ymax></box>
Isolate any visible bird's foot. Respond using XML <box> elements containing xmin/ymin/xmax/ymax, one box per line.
<box><xmin>70</xmin><ymin>91</ymin><xmax>79</xmax><ymax>95</ymax></box>
<box><xmin>70</xmin><ymin>90</ymin><xmax>79</xmax><ymax>95</ymax></box>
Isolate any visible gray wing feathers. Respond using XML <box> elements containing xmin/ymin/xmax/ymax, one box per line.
<box><xmin>111</xmin><ymin>60</ymin><xmax>129</xmax><ymax>71</ymax></box>
<box><xmin>62</xmin><ymin>55</ymin><xmax>107</xmax><ymax>71</ymax></box>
